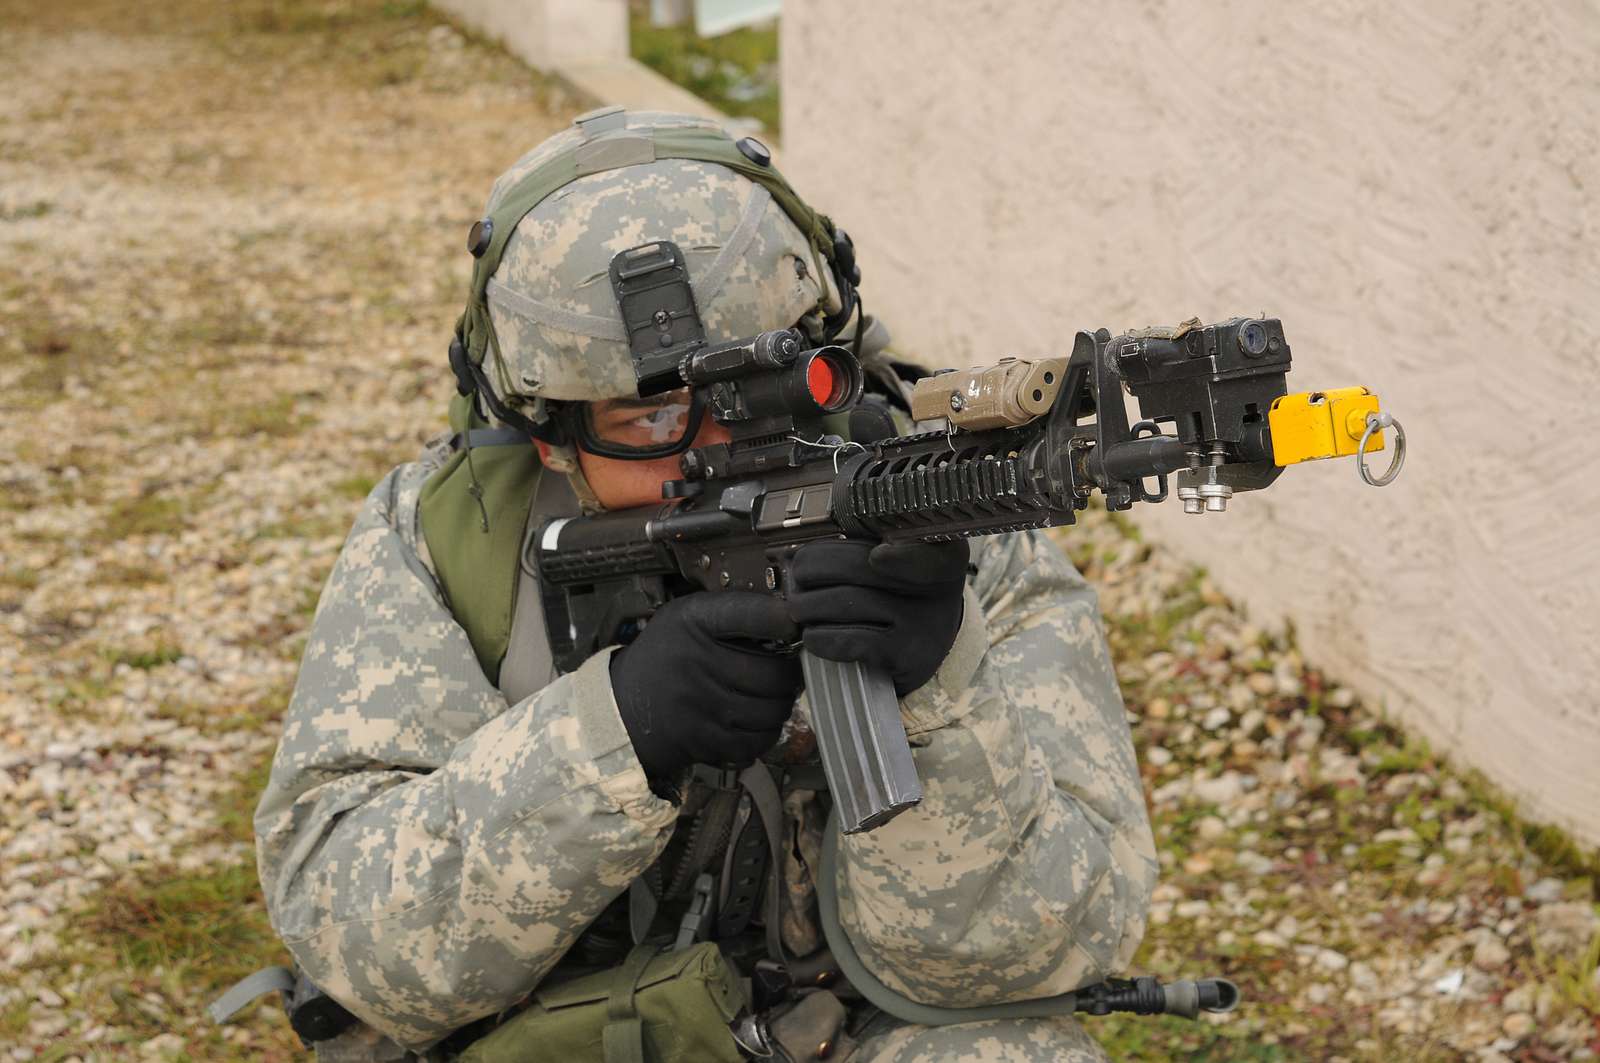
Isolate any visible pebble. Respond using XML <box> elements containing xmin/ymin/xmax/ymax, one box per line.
<box><xmin>1502</xmin><ymin>983</ymin><xmax>1535</xmax><ymax>1013</ymax></box>
<box><xmin>1201</xmin><ymin>706</ymin><xmax>1232</xmax><ymax>732</ymax></box>
<box><xmin>1500</xmin><ymin>1012</ymin><xmax>1534</xmax><ymax>1040</ymax></box>
<box><xmin>1191</xmin><ymin>772</ymin><xmax>1247</xmax><ymax>805</ymax></box>
<box><xmin>1524</xmin><ymin>877</ymin><xmax>1564</xmax><ymax>904</ymax></box>
<box><xmin>1531</xmin><ymin>902</ymin><xmax>1600</xmax><ymax>956</ymax></box>
<box><xmin>140</xmin><ymin>1034</ymin><xmax>186</xmax><ymax>1059</ymax></box>
<box><xmin>1235</xmin><ymin>850</ymin><xmax>1273</xmax><ymax>875</ymax></box>
<box><xmin>1472</xmin><ymin>937</ymin><xmax>1511</xmax><ymax>971</ymax></box>
<box><xmin>1315</xmin><ymin>948</ymin><xmax>1350</xmax><ymax>972</ymax></box>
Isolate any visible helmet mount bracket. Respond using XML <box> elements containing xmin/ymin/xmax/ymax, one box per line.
<box><xmin>608</xmin><ymin>241</ymin><xmax>708</xmax><ymax>397</ymax></box>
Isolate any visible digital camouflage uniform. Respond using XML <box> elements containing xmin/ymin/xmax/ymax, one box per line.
<box><xmin>253</xmin><ymin>109</ymin><xmax>1158</xmax><ymax>1062</ymax></box>
<box><xmin>255</xmin><ymin>458</ymin><xmax>1156</xmax><ymax>1059</ymax></box>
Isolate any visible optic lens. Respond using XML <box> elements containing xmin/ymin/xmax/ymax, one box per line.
<box><xmin>807</xmin><ymin>357</ymin><xmax>837</xmax><ymax>407</ymax></box>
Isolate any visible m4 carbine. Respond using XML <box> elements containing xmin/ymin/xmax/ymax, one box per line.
<box><xmin>534</xmin><ymin>315</ymin><xmax>1405</xmax><ymax>834</ymax></box>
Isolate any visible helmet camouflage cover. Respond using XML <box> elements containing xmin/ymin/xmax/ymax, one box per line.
<box><xmin>476</xmin><ymin>109</ymin><xmax>841</xmax><ymax>418</ymax></box>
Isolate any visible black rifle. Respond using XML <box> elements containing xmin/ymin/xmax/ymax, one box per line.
<box><xmin>534</xmin><ymin>316</ymin><xmax>1403</xmax><ymax>833</ymax></box>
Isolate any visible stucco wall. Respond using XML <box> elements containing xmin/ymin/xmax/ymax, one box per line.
<box><xmin>783</xmin><ymin>2</ymin><xmax>1600</xmax><ymax>844</ymax></box>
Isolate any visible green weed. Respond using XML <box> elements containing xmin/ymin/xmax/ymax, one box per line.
<box><xmin>629</xmin><ymin>7</ymin><xmax>779</xmax><ymax>134</ymax></box>
<box><xmin>100</xmin><ymin>492</ymin><xmax>190</xmax><ymax>539</ymax></box>
<box><xmin>106</xmin><ymin>638</ymin><xmax>183</xmax><ymax>671</ymax></box>
<box><xmin>334</xmin><ymin>474</ymin><xmax>380</xmax><ymax>499</ymax></box>
<box><xmin>0</xmin><ymin>199</ymin><xmax>53</xmax><ymax>221</ymax></box>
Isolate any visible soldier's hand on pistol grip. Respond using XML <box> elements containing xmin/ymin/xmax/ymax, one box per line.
<box><xmin>609</xmin><ymin>592</ymin><xmax>804</xmax><ymax>795</ymax></box>
<box><xmin>787</xmin><ymin>539</ymin><xmax>970</xmax><ymax>696</ymax></box>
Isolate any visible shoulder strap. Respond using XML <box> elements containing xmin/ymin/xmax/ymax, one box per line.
<box><xmin>602</xmin><ymin>943</ymin><xmax>662</xmax><ymax>1063</ymax></box>
<box><xmin>499</xmin><ymin>467</ymin><xmax>580</xmax><ymax>701</ymax></box>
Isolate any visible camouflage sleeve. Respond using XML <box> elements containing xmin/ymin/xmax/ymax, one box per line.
<box><xmin>253</xmin><ymin>462</ymin><xmax>678</xmax><ymax>1050</ymax></box>
<box><xmin>833</xmin><ymin>528</ymin><xmax>1158</xmax><ymax>1006</ymax></box>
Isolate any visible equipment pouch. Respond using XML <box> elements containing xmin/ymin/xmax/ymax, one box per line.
<box><xmin>454</xmin><ymin>942</ymin><xmax>747</xmax><ymax>1063</ymax></box>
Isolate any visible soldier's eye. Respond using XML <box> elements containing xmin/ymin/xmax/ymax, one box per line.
<box><xmin>625</xmin><ymin>405</ymin><xmax>690</xmax><ymax>441</ymax></box>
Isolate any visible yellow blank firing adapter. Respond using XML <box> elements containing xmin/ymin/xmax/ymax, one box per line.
<box><xmin>1269</xmin><ymin>387</ymin><xmax>1406</xmax><ymax>486</ymax></box>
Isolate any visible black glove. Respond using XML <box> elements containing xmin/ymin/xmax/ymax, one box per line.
<box><xmin>787</xmin><ymin>538</ymin><xmax>970</xmax><ymax>696</ymax></box>
<box><xmin>610</xmin><ymin>591</ymin><xmax>803</xmax><ymax>791</ymax></box>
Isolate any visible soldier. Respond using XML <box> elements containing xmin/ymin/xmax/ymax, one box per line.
<box><xmin>251</xmin><ymin>109</ymin><xmax>1158</xmax><ymax>1062</ymax></box>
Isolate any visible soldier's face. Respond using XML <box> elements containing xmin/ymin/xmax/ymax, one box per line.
<box><xmin>573</xmin><ymin>411</ymin><xmax>732</xmax><ymax>510</ymax></box>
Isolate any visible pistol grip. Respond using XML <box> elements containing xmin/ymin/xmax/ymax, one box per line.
<box><xmin>800</xmin><ymin>650</ymin><xmax>923</xmax><ymax>833</ymax></box>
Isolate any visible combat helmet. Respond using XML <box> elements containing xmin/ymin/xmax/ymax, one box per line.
<box><xmin>448</xmin><ymin>107</ymin><xmax>863</xmax><ymax>443</ymax></box>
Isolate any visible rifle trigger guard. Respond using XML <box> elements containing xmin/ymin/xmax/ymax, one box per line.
<box><xmin>1357</xmin><ymin>412</ymin><xmax>1405</xmax><ymax>487</ymax></box>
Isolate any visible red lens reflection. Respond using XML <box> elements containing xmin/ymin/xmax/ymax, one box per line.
<box><xmin>807</xmin><ymin>356</ymin><xmax>837</xmax><ymax>407</ymax></box>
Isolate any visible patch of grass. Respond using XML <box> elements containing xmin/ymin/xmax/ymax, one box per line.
<box><xmin>107</xmin><ymin>641</ymin><xmax>183</xmax><ymax>671</ymax></box>
<box><xmin>0</xmin><ymin>995</ymin><xmax>30</xmax><ymax>1044</ymax></box>
<box><xmin>186</xmin><ymin>393</ymin><xmax>310</xmax><ymax>441</ymax></box>
<box><xmin>254</xmin><ymin>509</ymin><xmax>349</xmax><ymax>541</ymax></box>
<box><xmin>231</xmin><ymin>0</ymin><xmax>425</xmax><ymax>34</ymax></box>
<box><xmin>333</xmin><ymin>474</ymin><xmax>380</xmax><ymax>499</ymax></box>
<box><xmin>235</xmin><ymin>394</ymin><xmax>307</xmax><ymax>437</ymax></box>
<box><xmin>1104</xmin><ymin>508</ymin><xmax>1143</xmax><ymax>542</ymax></box>
<box><xmin>1106</xmin><ymin>569</ymin><xmax>1209</xmax><ymax>659</ymax></box>
<box><xmin>1</xmin><ymin>565</ymin><xmax>41</xmax><ymax>591</ymax></box>
<box><xmin>363</xmin><ymin>46</ymin><xmax>424</xmax><ymax>88</ymax></box>
<box><xmin>91</xmin><ymin>559</ymin><xmax>165</xmax><ymax>587</ymax></box>
<box><xmin>629</xmin><ymin>4</ymin><xmax>780</xmax><ymax>134</ymax></box>
<box><xmin>170</xmin><ymin>310</ymin><xmax>272</xmax><ymax>348</ymax></box>
<box><xmin>86</xmin><ymin>863</ymin><xmax>277</xmax><ymax>981</ymax></box>
<box><xmin>100</xmin><ymin>491</ymin><xmax>191</xmax><ymax>539</ymax></box>
<box><xmin>40</xmin><ymin>751</ymin><xmax>300</xmax><ymax>1057</ymax></box>
<box><xmin>1546</xmin><ymin>930</ymin><xmax>1600</xmax><ymax>1013</ymax></box>
<box><xmin>1370</xmin><ymin>734</ymin><xmax>1434</xmax><ymax>776</ymax></box>
<box><xmin>1355</xmin><ymin>840</ymin><xmax>1405</xmax><ymax>872</ymax></box>
<box><xmin>1462</xmin><ymin>766</ymin><xmax>1600</xmax><ymax>891</ymax></box>
<box><xmin>157</xmin><ymin>687</ymin><xmax>290</xmax><ymax>737</ymax></box>
<box><xmin>209</xmin><ymin>749</ymin><xmax>276</xmax><ymax>847</ymax></box>
<box><xmin>0</xmin><ymin>199</ymin><xmax>53</xmax><ymax>221</ymax></box>
<box><xmin>46</xmin><ymin>674</ymin><xmax>117</xmax><ymax>720</ymax></box>
<box><xmin>1094</xmin><ymin>1012</ymin><xmax>1292</xmax><ymax>1061</ymax></box>
<box><xmin>14</xmin><ymin>320</ymin><xmax>93</xmax><ymax>395</ymax></box>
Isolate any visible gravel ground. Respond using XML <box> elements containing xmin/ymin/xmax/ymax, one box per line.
<box><xmin>1</xmin><ymin>2</ymin><xmax>1596</xmax><ymax>1061</ymax></box>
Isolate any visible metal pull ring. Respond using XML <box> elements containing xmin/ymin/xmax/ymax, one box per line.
<box><xmin>1358</xmin><ymin>412</ymin><xmax>1405</xmax><ymax>487</ymax></box>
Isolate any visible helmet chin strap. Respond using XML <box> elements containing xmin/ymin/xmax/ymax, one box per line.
<box><xmin>537</xmin><ymin>439</ymin><xmax>607</xmax><ymax>515</ymax></box>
